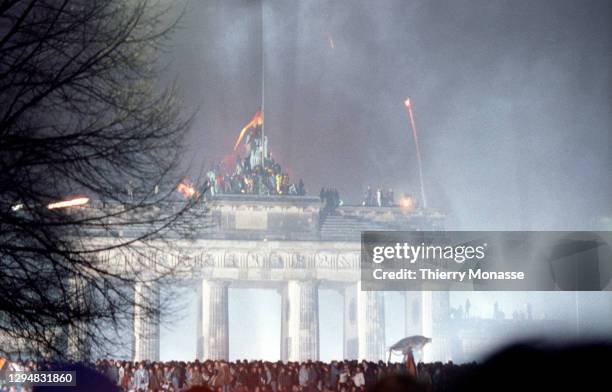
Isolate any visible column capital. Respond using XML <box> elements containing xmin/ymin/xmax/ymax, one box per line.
<box><xmin>291</xmin><ymin>279</ymin><xmax>320</xmax><ymax>288</ymax></box>
<box><xmin>204</xmin><ymin>280</ymin><xmax>231</xmax><ymax>288</ymax></box>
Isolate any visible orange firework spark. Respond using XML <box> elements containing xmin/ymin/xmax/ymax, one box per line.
<box><xmin>234</xmin><ymin>110</ymin><xmax>263</xmax><ymax>150</ymax></box>
<box><xmin>400</xmin><ymin>196</ymin><xmax>414</xmax><ymax>210</ymax></box>
<box><xmin>47</xmin><ymin>197</ymin><xmax>89</xmax><ymax>209</ymax></box>
<box><xmin>177</xmin><ymin>182</ymin><xmax>197</xmax><ymax>198</ymax></box>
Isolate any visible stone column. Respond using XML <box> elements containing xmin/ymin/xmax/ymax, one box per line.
<box><xmin>198</xmin><ymin>280</ymin><xmax>229</xmax><ymax>360</ymax></box>
<box><xmin>133</xmin><ymin>282</ymin><xmax>160</xmax><ymax>361</ymax></box>
<box><xmin>66</xmin><ymin>277</ymin><xmax>92</xmax><ymax>361</ymax></box>
<box><xmin>343</xmin><ymin>283</ymin><xmax>359</xmax><ymax>359</ymax></box>
<box><xmin>421</xmin><ymin>290</ymin><xmax>450</xmax><ymax>362</ymax></box>
<box><xmin>281</xmin><ymin>280</ymin><xmax>319</xmax><ymax>362</ymax></box>
<box><xmin>404</xmin><ymin>291</ymin><xmax>423</xmax><ymax>337</ymax></box>
<box><xmin>357</xmin><ymin>283</ymin><xmax>386</xmax><ymax>361</ymax></box>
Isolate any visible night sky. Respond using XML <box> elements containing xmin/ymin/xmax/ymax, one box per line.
<box><xmin>165</xmin><ymin>0</ymin><xmax>611</xmax><ymax>230</ymax></box>
<box><xmin>156</xmin><ymin>0</ymin><xmax>612</xmax><ymax>361</ymax></box>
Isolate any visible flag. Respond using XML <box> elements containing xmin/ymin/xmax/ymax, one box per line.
<box><xmin>234</xmin><ymin>110</ymin><xmax>263</xmax><ymax>150</ymax></box>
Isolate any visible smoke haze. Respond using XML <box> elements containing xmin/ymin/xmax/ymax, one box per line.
<box><xmin>159</xmin><ymin>0</ymin><xmax>612</xmax><ymax>361</ymax></box>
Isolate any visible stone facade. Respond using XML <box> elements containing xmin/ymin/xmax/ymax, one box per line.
<box><xmin>115</xmin><ymin>195</ymin><xmax>446</xmax><ymax>362</ymax></box>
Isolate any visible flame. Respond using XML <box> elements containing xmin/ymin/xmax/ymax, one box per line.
<box><xmin>234</xmin><ymin>110</ymin><xmax>263</xmax><ymax>150</ymax></box>
<box><xmin>177</xmin><ymin>182</ymin><xmax>197</xmax><ymax>198</ymax></box>
<box><xmin>400</xmin><ymin>196</ymin><xmax>414</xmax><ymax>210</ymax></box>
<box><xmin>47</xmin><ymin>197</ymin><xmax>89</xmax><ymax>209</ymax></box>
<box><xmin>404</xmin><ymin>98</ymin><xmax>411</xmax><ymax>108</ymax></box>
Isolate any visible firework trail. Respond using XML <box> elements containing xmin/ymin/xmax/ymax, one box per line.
<box><xmin>404</xmin><ymin>98</ymin><xmax>427</xmax><ymax>208</ymax></box>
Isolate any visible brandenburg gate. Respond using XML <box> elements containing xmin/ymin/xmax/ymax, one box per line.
<box><xmin>123</xmin><ymin>195</ymin><xmax>445</xmax><ymax>362</ymax></box>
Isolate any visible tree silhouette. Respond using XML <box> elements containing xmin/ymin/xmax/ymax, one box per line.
<box><xmin>0</xmin><ymin>0</ymin><xmax>201</xmax><ymax>360</ymax></box>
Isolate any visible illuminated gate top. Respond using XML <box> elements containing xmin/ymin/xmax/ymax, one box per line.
<box><xmin>93</xmin><ymin>194</ymin><xmax>445</xmax><ymax>284</ymax></box>
<box><xmin>203</xmin><ymin>194</ymin><xmax>444</xmax><ymax>241</ymax></box>
<box><xmin>162</xmin><ymin>194</ymin><xmax>444</xmax><ymax>284</ymax></box>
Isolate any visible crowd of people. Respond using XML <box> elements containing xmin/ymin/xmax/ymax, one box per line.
<box><xmin>320</xmin><ymin>188</ymin><xmax>341</xmax><ymax>212</ymax></box>
<box><xmin>91</xmin><ymin>358</ymin><xmax>476</xmax><ymax>392</ymax></box>
<box><xmin>361</xmin><ymin>187</ymin><xmax>395</xmax><ymax>207</ymax></box>
<box><xmin>204</xmin><ymin>119</ymin><xmax>305</xmax><ymax>198</ymax></box>
<box><xmin>0</xmin><ymin>358</ymin><xmax>477</xmax><ymax>392</ymax></box>
<box><xmin>205</xmin><ymin>157</ymin><xmax>305</xmax><ymax>197</ymax></box>
<box><xmin>4</xmin><ymin>341</ymin><xmax>611</xmax><ymax>391</ymax></box>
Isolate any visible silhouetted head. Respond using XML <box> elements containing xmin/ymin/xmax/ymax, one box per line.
<box><xmin>371</xmin><ymin>374</ymin><xmax>425</xmax><ymax>392</ymax></box>
<box><xmin>451</xmin><ymin>341</ymin><xmax>612</xmax><ymax>391</ymax></box>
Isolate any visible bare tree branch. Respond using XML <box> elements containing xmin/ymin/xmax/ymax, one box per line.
<box><xmin>0</xmin><ymin>0</ymin><xmax>200</xmax><ymax>360</ymax></box>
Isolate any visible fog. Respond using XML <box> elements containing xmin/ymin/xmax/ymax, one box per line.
<box><xmin>159</xmin><ymin>0</ymin><xmax>612</xmax><ymax>361</ymax></box>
